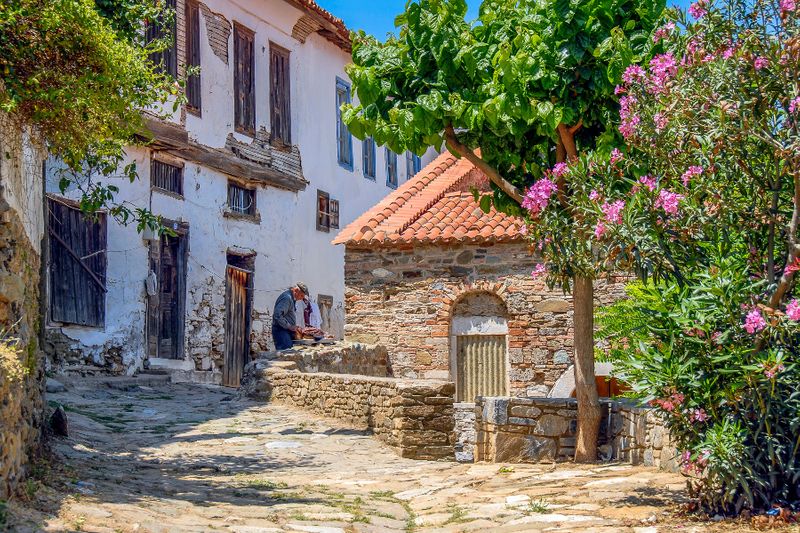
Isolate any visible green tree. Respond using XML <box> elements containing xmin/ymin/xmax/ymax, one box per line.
<box><xmin>343</xmin><ymin>0</ymin><xmax>664</xmax><ymax>460</ymax></box>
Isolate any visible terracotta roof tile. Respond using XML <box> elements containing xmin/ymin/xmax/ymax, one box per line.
<box><xmin>332</xmin><ymin>151</ymin><xmax>525</xmax><ymax>247</ymax></box>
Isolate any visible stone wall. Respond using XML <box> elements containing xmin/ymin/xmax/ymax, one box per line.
<box><xmin>472</xmin><ymin>397</ymin><xmax>677</xmax><ymax>470</ymax></box>
<box><xmin>0</xmin><ymin>114</ymin><xmax>46</xmax><ymax>500</ymax></box>
<box><xmin>243</xmin><ymin>359</ymin><xmax>455</xmax><ymax>460</ymax></box>
<box><xmin>344</xmin><ymin>242</ymin><xmax>627</xmax><ymax>396</ymax></box>
<box><xmin>263</xmin><ymin>342</ymin><xmax>391</xmax><ymax>377</ymax></box>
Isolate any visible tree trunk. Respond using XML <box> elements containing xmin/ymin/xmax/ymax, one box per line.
<box><xmin>573</xmin><ymin>274</ymin><xmax>602</xmax><ymax>462</ymax></box>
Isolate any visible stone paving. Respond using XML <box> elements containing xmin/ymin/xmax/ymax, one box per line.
<box><xmin>7</xmin><ymin>380</ymin><xmax>722</xmax><ymax>532</ymax></box>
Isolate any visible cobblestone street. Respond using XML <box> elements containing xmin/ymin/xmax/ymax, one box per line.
<box><xmin>8</xmin><ymin>380</ymin><xmax>707</xmax><ymax>532</ymax></box>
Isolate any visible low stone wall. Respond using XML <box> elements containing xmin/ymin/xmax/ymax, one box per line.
<box><xmin>242</xmin><ymin>358</ymin><xmax>455</xmax><ymax>460</ymax></box>
<box><xmin>474</xmin><ymin>397</ymin><xmax>677</xmax><ymax>469</ymax></box>
<box><xmin>262</xmin><ymin>342</ymin><xmax>391</xmax><ymax>377</ymax></box>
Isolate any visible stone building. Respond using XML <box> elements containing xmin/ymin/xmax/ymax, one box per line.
<box><xmin>334</xmin><ymin>151</ymin><xmax>627</xmax><ymax>401</ymax></box>
<box><xmin>42</xmin><ymin>0</ymin><xmax>436</xmax><ymax>384</ymax></box>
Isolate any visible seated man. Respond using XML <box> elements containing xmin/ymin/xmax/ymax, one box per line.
<box><xmin>271</xmin><ymin>282</ymin><xmax>309</xmax><ymax>350</ymax></box>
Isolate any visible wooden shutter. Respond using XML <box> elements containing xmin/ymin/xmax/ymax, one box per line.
<box><xmin>151</xmin><ymin>158</ymin><xmax>184</xmax><ymax>195</ymax></box>
<box><xmin>363</xmin><ymin>137</ymin><xmax>375</xmax><ymax>179</ymax></box>
<box><xmin>386</xmin><ymin>149</ymin><xmax>398</xmax><ymax>188</ymax></box>
<box><xmin>147</xmin><ymin>0</ymin><xmax>178</xmax><ymax>76</ymax></box>
<box><xmin>329</xmin><ymin>199</ymin><xmax>339</xmax><ymax>229</ymax></box>
<box><xmin>270</xmin><ymin>43</ymin><xmax>291</xmax><ymax>145</ymax></box>
<box><xmin>185</xmin><ymin>0</ymin><xmax>201</xmax><ymax>112</ymax></box>
<box><xmin>47</xmin><ymin>198</ymin><xmax>107</xmax><ymax>327</ymax></box>
<box><xmin>234</xmin><ymin>23</ymin><xmax>255</xmax><ymax>135</ymax></box>
<box><xmin>316</xmin><ymin>190</ymin><xmax>330</xmax><ymax>232</ymax></box>
<box><xmin>456</xmin><ymin>335</ymin><xmax>508</xmax><ymax>403</ymax></box>
<box><xmin>336</xmin><ymin>79</ymin><xmax>352</xmax><ymax>168</ymax></box>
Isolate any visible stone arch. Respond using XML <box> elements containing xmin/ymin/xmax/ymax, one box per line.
<box><xmin>447</xmin><ymin>285</ymin><xmax>510</xmax><ymax>403</ymax></box>
<box><xmin>548</xmin><ymin>362</ymin><xmax>621</xmax><ymax>398</ymax></box>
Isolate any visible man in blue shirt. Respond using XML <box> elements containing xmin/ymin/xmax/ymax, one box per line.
<box><xmin>272</xmin><ymin>283</ymin><xmax>309</xmax><ymax>350</ymax></box>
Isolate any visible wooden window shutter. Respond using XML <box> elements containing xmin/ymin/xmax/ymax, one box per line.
<box><xmin>329</xmin><ymin>199</ymin><xmax>340</xmax><ymax>229</ymax></box>
<box><xmin>146</xmin><ymin>0</ymin><xmax>178</xmax><ymax>77</ymax></box>
<box><xmin>234</xmin><ymin>23</ymin><xmax>255</xmax><ymax>134</ymax></box>
<box><xmin>270</xmin><ymin>43</ymin><xmax>291</xmax><ymax>145</ymax></box>
<box><xmin>316</xmin><ymin>190</ymin><xmax>330</xmax><ymax>232</ymax></box>
<box><xmin>185</xmin><ymin>0</ymin><xmax>201</xmax><ymax>112</ymax></box>
<box><xmin>335</xmin><ymin>78</ymin><xmax>352</xmax><ymax>169</ymax></box>
<box><xmin>47</xmin><ymin>198</ymin><xmax>108</xmax><ymax>327</ymax></box>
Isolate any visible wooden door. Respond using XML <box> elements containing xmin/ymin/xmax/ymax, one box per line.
<box><xmin>456</xmin><ymin>335</ymin><xmax>508</xmax><ymax>403</ymax></box>
<box><xmin>147</xmin><ymin>232</ymin><xmax>187</xmax><ymax>360</ymax></box>
<box><xmin>223</xmin><ymin>265</ymin><xmax>252</xmax><ymax>387</ymax></box>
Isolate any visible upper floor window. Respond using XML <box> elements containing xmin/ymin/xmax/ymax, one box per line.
<box><xmin>335</xmin><ymin>78</ymin><xmax>353</xmax><ymax>170</ymax></box>
<box><xmin>146</xmin><ymin>0</ymin><xmax>177</xmax><ymax>77</ymax></box>
<box><xmin>47</xmin><ymin>197</ymin><xmax>107</xmax><ymax>327</ymax></box>
<box><xmin>317</xmin><ymin>190</ymin><xmax>340</xmax><ymax>232</ymax></box>
<box><xmin>386</xmin><ymin>149</ymin><xmax>398</xmax><ymax>189</ymax></box>
<box><xmin>233</xmin><ymin>23</ymin><xmax>255</xmax><ymax>135</ymax></box>
<box><xmin>362</xmin><ymin>137</ymin><xmax>376</xmax><ymax>180</ymax></box>
<box><xmin>151</xmin><ymin>157</ymin><xmax>184</xmax><ymax>196</ymax></box>
<box><xmin>270</xmin><ymin>43</ymin><xmax>291</xmax><ymax>145</ymax></box>
<box><xmin>406</xmin><ymin>151</ymin><xmax>422</xmax><ymax>180</ymax></box>
<box><xmin>185</xmin><ymin>0</ymin><xmax>201</xmax><ymax>114</ymax></box>
<box><xmin>227</xmin><ymin>181</ymin><xmax>257</xmax><ymax>217</ymax></box>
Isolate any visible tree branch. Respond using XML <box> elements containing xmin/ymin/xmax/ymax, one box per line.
<box><xmin>768</xmin><ymin>171</ymin><xmax>800</xmax><ymax>309</ymax></box>
<box><xmin>557</xmin><ymin>123</ymin><xmax>579</xmax><ymax>160</ymax></box>
<box><xmin>444</xmin><ymin>125</ymin><xmax>524</xmax><ymax>204</ymax></box>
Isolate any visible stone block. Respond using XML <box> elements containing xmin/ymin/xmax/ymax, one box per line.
<box><xmin>509</xmin><ymin>405</ymin><xmax>542</xmax><ymax>418</ymax></box>
<box><xmin>536</xmin><ymin>299</ymin><xmax>571</xmax><ymax>313</ymax></box>
<box><xmin>534</xmin><ymin>414</ymin><xmax>570</xmax><ymax>437</ymax></box>
<box><xmin>482</xmin><ymin>397</ymin><xmax>509</xmax><ymax>425</ymax></box>
<box><xmin>493</xmin><ymin>432</ymin><xmax>558</xmax><ymax>463</ymax></box>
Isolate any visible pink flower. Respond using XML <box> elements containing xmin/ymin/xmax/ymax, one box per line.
<box><xmin>622</xmin><ymin>65</ymin><xmax>646</xmax><ymax>85</ymax></box>
<box><xmin>594</xmin><ymin>221</ymin><xmax>607</xmax><ymax>239</ymax></box>
<box><xmin>689</xmin><ymin>408</ymin><xmax>709</xmax><ymax>423</ymax></box>
<box><xmin>712</xmin><ymin>331</ymin><xmax>723</xmax><ymax>344</ymax></box>
<box><xmin>653</xmin><ymin>22</ymin><xmax>676</xmax><ymax>42</ymax></box>
<box><xmin>537</xmin><ymin>236</ymin><xmax>552</xmax><ymax>250</ymax></box>
<box><xmin>522</xmin><ymin>178</ymin><xmax>558</xmax><ymax>216</ymax></box>
<box><xmin>754</xmin><ymin>56</ymin><xmax>769</xmax><ymax>70</ymax></box>
<box><xmin>681</xmin><ymin>165</ymin><xmax>704</xmax><ymax>187</ymax></box>
<box><xmin>610</xmin><ymin>148</ymin><xmax>624</xmax><ymax>165</ymax></box>
<box><xmin>619</xmin><ymin>115</ymin><xmax>640</xmax><ymax>138</ymax></box>
<box><xmin>763</xmin><ymin>363</ymin><xmax>785</xmax><ymax>379</ymax></box>
<box><xmin>722</xmin><ymin>47</ymin><xmax>736</xmax><ymax>60</ymax></box>
<box><xmin>781</xmin><ymin>0</ymin><xmax>796</xmax><ymax>14</ymax></box>
<box><xmin>589</xmin><ymin>189</ymin><xmax>600</xmax><ymax>201</ymax></box>
<box><xmin>744</xmin><ymin>308</ymin><xmax>767</xmax><ymax>334</ymax></box>
<box><xmin>655</xmin><ymin>189</ymin><xmax>684</xmax><ymax>215</ymax></box>
<box><xmin>648</xmin><ymin>54</ymin><xmax>678</xmax><ymax>94</ymax></box>
<box><xmin>550</xmin><ymin>162</ymin><xmax>569</xmax><ymax>178</ymax></box>
<box><xmin>789</xmin><ymin>96</ymin><xmax>800</xmax><ymax>114</ymax></box>
<box><xmin>654</xmin><ymin>112</ymin><xmax>668</xmax><ymax>132</ymax></box>
<box><xmin>786</xmin><ymin>299</ymin><xmax>800</xmax><ymax>320</ymax></box>
<box><xmin>519</xmin><ymin>224</ymin><xmax>528</xmax><ymax>236</ymax></box>
<box><xmin>614</xmin><ymin>85</ymin><xmax>626</xmax><ymax>95</ymax></box>
<box><xmin>638</xmin><ymin>175</ymin><xmax>657</xmax><ymax>192</ymax></box>
<box><xmin>689</xmin><ymin>0</ymin><xmax>708</xmax><ymax>18</ymax></box>
<box><xmin>532</xmin><ymin>264</ymin><xmax>547</xmax><ymax>278</ymax></box>
<box><xmin>601</xmin><ymin>199</ymin><xmax>626</xmax><ymax>225</ymax></box>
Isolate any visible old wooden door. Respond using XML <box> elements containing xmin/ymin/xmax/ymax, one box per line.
<box><xmin>223</xmin><ymin>265</ymin><xmax>252</xmax><ymax>387</ymax></box>
<box><xmin>147</xmin><ymin>231</ymin><xmax>187</xmax><ymax>360</ymax></box>
<box><xmin>456</xmin><ymin>335</ymin><xmax>508</xmax><ymax>402</ymax></box>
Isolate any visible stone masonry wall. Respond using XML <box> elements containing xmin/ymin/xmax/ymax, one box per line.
<box><xmin>344</xmin><ymin>242</ymin><xmax>627</xmax><ymax>396</ymax></box>
<box><xmin>0</xmin><ymin>114</ymin><xmax>46</xmax><ymax>500</ymax></box>
<box><xmin>264</xmin><ymin>342</ymin><xmax>391</xmax><ymax>377</ymax></box>
<box><xmin>473</xmin><ymin>397</ymin><xmax>677</xmax><ymax>470</ymax></box>
<box><xmin>243</xmin><ymin>358</ymin><xmax>455</xmax><ymax>460</ymax></box>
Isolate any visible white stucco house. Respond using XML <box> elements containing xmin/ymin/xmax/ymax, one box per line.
<box><xmin>43</xmin><ymin>0</ymin><xmax>436</xmax><ymax>385</ymax></box>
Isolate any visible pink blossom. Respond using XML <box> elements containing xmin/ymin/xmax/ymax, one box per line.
<box><xmin>589</xmin><ymin>189</ymin><xmax>600</xmax><ymax>201</ymax></box>
<box><xmin>689</xmin><ymin>408</ymin><xmax>708</xmax><ymax>423</ymax></box>
<box><xmin>655</xmin><ymin>189</ymin><xmax>684</xmax><ymax>215</ymax></box>
<box><xmin>537</xmin><ymin>236</ymin><xmax>552</xmax><ymax>250</ymax></box>
<box><xmin>610</xmin><ymin>148</ymin><xmax>623</xmax><ymax>165</ymax></box>
<box><xmin>654</xmin><ymin>112</ymin><xmax>668</xmax><ymax>132</ymax></box>
<box><xmin>638</xmin><ymin>175</ymin><xmax>657</xmax><ymax>192</ymax></box>
<box><xmin>519</xmin><ymin>224</ymin><xmax>528</xmax><ymax>236</ymax></box>
<box><xmin>531</xmin><ymin>264</ymin><xmax>547</xmax><ymax>278</ymax></box>
<box><xmin>648</xmin><ymin>54</ymin><xmax>678</xmax><ymax>94</ymax></box>
<box><xmin>550</xmin><ymin>162</ymin><xmax>569</xmax><ymax>178</ymax></box>
<box><xmin>785</xmin><ymin>257</ymin><xmax>800</xmax><ymax>274</ymax></box>
<box><xmin>689</xmin><ymin>0</ymin><xmax>708</xmax><ymax>18</ymax></box>
<box><xmin>594</xmin><ymin>221</ymin><xmax>607</xmax><ymax>239</ymax></box>
<box><xmin>786</xmin><ymin>299</ymin><xmax>800</xmax><ymax>320</ymax></box>
<box><xmin>754</xmin><ymin>56</ymin><xmax>769</xmax><ymax>70</ymax></box>
<box><xmin>781</xmin><ymin>0</ymin><xmax>796</xmax><ymax>14</ymax></box>
<box><xmin>681</xmin><ymin>165</ymin><xmax>704</xmax><ymax>187</ymax></box>
<box><xmin>712</xmin><ymin>331</ymin><xmax>723</xmax><ymax>344</ymax></box>
<box><xmin>789</xmin><ymin>96</ymin><xmax>800</xmax><ymax>114</ymax></box>
<box><xmin>619</xmin><ymin>115</ymin><xmax>640</xmax><ymax>138</ymax></box>
<box><xmin>722</xmin><ymin>47</ymin><xmax>736</xmax><ymax>60</ymax></box>
<box><xmin>653</xmin><ymin>22</ymin><xmax>675</xmax><ymax>42</ymax></box>
<box><xmin>763</xmin><ymin>363</ymin><xmax>785</xmax><ymax>379</ymax></box>
<box><xmin>614</xmin><ymin>85</ymin><xmax>625</xmax><ymax>95</ymax></box>
<box><xmin>622</xmin><ymin>65</ymin><xmax>646</xmax><ymax>85</ymax></box>
<box><xmin>743</xmin><ymin>308</ymin><xmax>767</xmax><ymax>334</ymax></box>
<box><xmin>522</xmin><ymin>178</ymin><xmax>558</xmax><ymax>216</ymax></box>
<box><xmin>601</xmin><ymin>200</ymin><xmax>626</xmax><ymax>225</ymax></box>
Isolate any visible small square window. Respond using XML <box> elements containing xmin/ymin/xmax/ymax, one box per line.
<box><xmin>151</xmin><ymin>158</ymin><xmax>184</xmax><ymax>196</ymax></box>
<box><xmin>316</xmin><ymin>191</ymin><xmax>340</xmax><ymax>232</ymax></box>
<box><xmin>227</xmin><ymin>182</ymin><xmax>256</xmax><ymax>216</ymax></box>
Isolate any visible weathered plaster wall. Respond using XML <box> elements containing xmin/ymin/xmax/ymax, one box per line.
<box><xmin>343</xmin><ymin>242</ymin><xmax>627</xmax><ymax>396</ymax></box>
<box><xmin>0</xmin><ymin>113</ymin><xmax>46</xmax><ymax>500</ymax></box>
<box><xmin>43</xmin><ymin>0</ymin><xmax>437</xmax><ymax>377</ymax></box>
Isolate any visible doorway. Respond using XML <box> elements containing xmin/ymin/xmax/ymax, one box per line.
<box><xmin>223</xmin><ymin>252</ymin><xmax>254</xmax><ymax>387</ymax></box>
<box><xmin>147</xmin><ymin>224</ymin><xmax>188</xmax><ymax>360</ymax></box>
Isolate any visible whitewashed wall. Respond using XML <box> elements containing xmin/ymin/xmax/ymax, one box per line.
<box><xmin>44</xmin><ymin>0</ymin><xmax>437</xmax><ymax>376</ymax></box>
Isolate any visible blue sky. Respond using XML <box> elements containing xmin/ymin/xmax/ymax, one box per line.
<box><xmin>317</xmin><ymin>1</ymin><xmax>692</xmax><ymax>39</ymax></box>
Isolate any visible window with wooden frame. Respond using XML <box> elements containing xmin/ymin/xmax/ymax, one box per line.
<box><xmin>151</xmin><ymin>157</ymin><xmax>184</xmax><ymax>196</ymax></box>
<box><xmin>316</xmin><ymin>190</ymin><xmax>339</xmax><ymax>232</ymax></box>
<box><xmin>386</xmin><ymin>149</ymin><xmax>398</xmax><ymax>189</ymax></box>
<box><xmin>406</xmin><ymin>151</ymin><xmax>422</xmax><ymax>180</ymax></box>
<box><xmin>185</xmin><ymin>0</ymin><xmax>201</xmax><ymax>113</ymax></box>
<box><xmin>233</xmin><ymin>23</ymin><xmax>255</xmax><ymax>135</ymax></box>
<box><xmin>335</xmin><ymin>78</ymin><xmax>353</xmax><ymax>170</ymax></box>
<box><xmin>269</xmin><ymin>43</ymin><xmax>291</xmax><ymax>145</ymax></box>
<box><xmin>47</xmin><ymin>197</ymin><xmax>107</xmax><ymax>327</ymax></box>
<box><xmin>145</xmin><ymin>0</ymin><xmax>178</xmax><ymax>77</ymax></box>
<box><xmin>227</xmin><ymin>181</ymin><xmax>257</xmax><ymax>217</ymax></box>
<box><xmin>362</xmin><ymin>137</ymin><xmax>376</xmax><ymax>180</ymax></box>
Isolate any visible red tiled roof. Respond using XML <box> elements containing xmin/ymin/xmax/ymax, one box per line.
<box><xmin>285</xmin><ymin>0</ymin><xmax>351</xmax><ymax>51</ymax></box>
<box><xmin>333</xmin><ymin>151</ymin><xmax>526</xmax><ymax>247</ymax></box>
